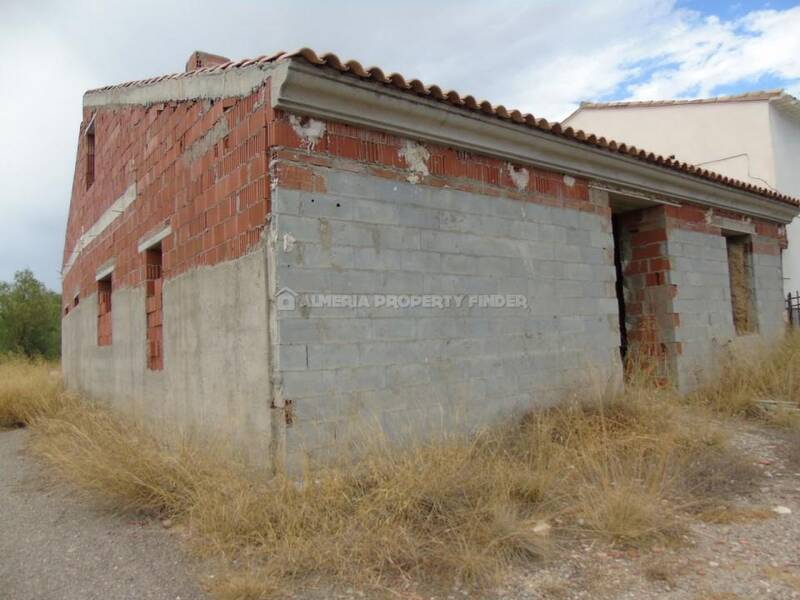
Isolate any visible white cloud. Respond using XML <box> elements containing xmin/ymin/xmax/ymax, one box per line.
<box><xmin>504</xmin><ymin>4</ymin><xmax>800</xmax><ymax>117</ymax></box>
<box><xmin>1</xmin><ymin>0</ymin><xmax>799</xmax><ymax>289</ymax></box>
<box><xmin>626</xmin><ymin>7</ymin><xmax>800</xmax><ymax>100</ymax></box>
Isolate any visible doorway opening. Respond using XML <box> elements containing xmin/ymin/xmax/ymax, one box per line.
<box><xmin>611</xmin><ymin>214</ymin><xmax>628</xmax><ymax>361</ymax></box>
<box><xmin>607</xmin><ymin>193</ymin><xmax>675</xmax><ymax>380</ymax></box>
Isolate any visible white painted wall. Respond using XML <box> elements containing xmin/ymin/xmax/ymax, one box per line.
<box><xmin>770</xmin><ymin>107</ymin><xmax>800</xmax><ymax>295</ymax></box>
<box><xmin>565</xmin><ymin>98</ymin><xmax>800</xmax><ymax>293</ymax></box>
<box><xmin>566</xmin><ymin>101</ymin><xmax>776</xmax><ymax>187</ymax></box>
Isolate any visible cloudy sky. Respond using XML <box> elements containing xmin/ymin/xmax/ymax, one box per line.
<box><xmin>2</xmin><ymin>0</ymin><xmax>799</xmax><ymax>291</ymax></box>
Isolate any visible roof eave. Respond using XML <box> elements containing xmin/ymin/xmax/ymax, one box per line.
<box><xmin>83</xmin><ymin>62</ymin><xmax>278</xmax><ymax>109</ymax></box>
<box><xmin>272</xmin><ymin>59</ymin><xmax>799</xmax><ymax>223</ymax></box>
<box><xmin>574</xmin><ymin>90</ymin><xmax>786</xmax><ymax>111</ymax></box>
<box><xmin>771</xmin><ymin>93</ymin><xmax>800</xmax><ymax>122</ymax></box>
<box><xmin>78</xmin><ymin>51</ymin><xmax>799</xmax><ymax>213</ymax></box>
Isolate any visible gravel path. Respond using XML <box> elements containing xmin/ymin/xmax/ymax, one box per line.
<box><xmin>0</xmin><ymin>428</ymin><xmax>210</xmax><ymax>600</ymax></box>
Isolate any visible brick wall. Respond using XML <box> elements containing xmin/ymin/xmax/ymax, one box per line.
<box><xmin>615</xmin><ymin>206</ymin><xmax>679</xmax><ymax>381</ymax></box>
<box><xmin>62</xmin><ymin>84</ymin><xmax>271</xmax><ymax>314</ymax></box>
<box><xmin>613</xmin><ymin>201</ymin><xmax>785</xmax><ymax>388</ymax></box>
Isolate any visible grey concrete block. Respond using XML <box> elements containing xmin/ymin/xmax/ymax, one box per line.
<box><xmin>386</xmin><ymin>363</ymin><xmax>431</xmax><ymax>387</ymax></box>
<box><xmin>401</xmin><ymin>250</ymin><xmax>442</xmax><ymax>273</ymax></box>
<box><xmin>307</xmin><ymin>343</ymin><xmax>360</xmax><ymax>370</ymax></box>
<box><xmin>323</xmin><ymin>366</ymin><xmax>386</xmax><ymax>393</ymax></box>
<box><xmin>373</xmin><ymin>317</ymin><xmax>419</xmax><ymax>340</ymax></box>
<box><xmin>279</xmin><ymin>344</ymin><xmax>309</xmax><ymax>371</ymax></box>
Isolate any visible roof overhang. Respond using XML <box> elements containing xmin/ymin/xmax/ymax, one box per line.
<box><xmin>83</xmin><ymin>63</ymin><xmax>278</xmax><ymax>108</ymax></box>
<box><xmin>567</xmin><ymin>90</ymin><xmax>800</xmax><ymax>125</ymax></box>
<box><xmin>270</xmin><ymin>60</ymin><xmax>799</xmax><ymax>224</ymax></box>
<box><xmin>771</xmin><ymin>92</ymin><xmax>800</xmax><ymax>122</ymax></box>
<box><xmin>80</xmin><ymin>54</ymin><xmax>799</xmax><ymax>223</ymax></box>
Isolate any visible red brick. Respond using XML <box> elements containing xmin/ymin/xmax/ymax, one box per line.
<box><xmin>648</xmin><ymin>257</ymin><xmax>671</xmax><ymax>272</ymax></box>
<box><xmin>632</xmin><ymin>244</ymin><xmax>664</xmax><ymax>260</ymax></box>
<box><xmin>631</xmin><ymin>229</ymin><xmax>667</xmax><ymax>246</ymax></box>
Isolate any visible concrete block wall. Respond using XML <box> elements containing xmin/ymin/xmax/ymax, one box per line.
<box><xmin>667</xmin><ymin>226</ymin><xmax>736</xmax><ymax>387</ymax></box>
<box><xmin>750</xmin><ymin>220</ymin><xmax>787</xmax><ymax>339</ymax></box>
<box><xmin>751</xmin><ymin>249</ymin><xmax>785</xmax><ymax>338</ymax></box>
<box><xmin>264</xmin><ymin>107</ymin><xmax>791</xmax><ymax>460</ymax></box>
<box><xmin>269</xmin><ymin>159</ymin><xmax>622</xmax><ymax>461</ymax></box>
<box><xmin>663</xmin><ymin>206</ymin><xmax>786</xmax><ymax>389</ymax></box>
<box><xmin>62</xmin><ymin>248</ymin><xmax>273</xmax><ymax>464</ymax></box>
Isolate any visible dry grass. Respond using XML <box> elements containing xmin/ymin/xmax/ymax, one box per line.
<box><xmin>689</xmin><ymin>331</ymin><xmax>800</xmax><ymax>419</ymax></box>
<box><xmin>643</xmin><ymin>558</ymin><xmax>684</xmax><ymax>587</ymax></box>
<box><xmin>536</xmin><ymin>574</ymin><xmax>570</xmax><ymax>598</ymax></box>
<box><xmin>31</xmin><ymin>406</ymin><xmax>210</xmax><ymax>515</ymax></box>
<box><xmin>763</xmin><ymin>566</ymin><xmax>800</xmax><ymax>592</ymax></box>
<box><xmin>0</xmin><ymin>344</ymin><xmax>789</xmax><ymax>598</ymax></box>
<box><xmin>0</xmin><ymin>355</ymin><xmax>66</xmax><ymax>428</ymax></box>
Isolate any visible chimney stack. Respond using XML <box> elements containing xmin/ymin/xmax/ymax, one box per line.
<box><xmin>185</xmin><ymin>51</ymin><xmax>231</xmax><ymax>72</ymax></box>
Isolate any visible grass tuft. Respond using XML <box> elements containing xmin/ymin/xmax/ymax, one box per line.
<box><xmin>0</xmin><ymin>355</ymin><xmax>65</xmax><ymax>427</ymax></box>
<box><xmin>31</xmin><ymin>407</ymin><xmax>209</xmax><ymax>515</ymax></box>
<box><xmin>689</xmin><ymin>331</ymin><xmax>800</xmax><ymax>419</ymax></box>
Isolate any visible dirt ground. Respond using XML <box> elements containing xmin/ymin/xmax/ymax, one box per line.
<box><xmin>3</xmin><ymin>423</ymin><xmax>800</xmax><ymax>600</ymax></box>
<box><xmin>498</xmin><ymin>424</ymin><xmax>800</xmax><ymax>600</ymax></box>
<box><xmin>0</xmin><ymin>428</ymin><xmax>209</xmax><ymax>600</ymax></box>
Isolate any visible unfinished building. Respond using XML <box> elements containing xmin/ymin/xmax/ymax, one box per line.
<box><xmin>62</xmin><ymin>50</ymin><xmax>800</xmax><ymax>467</ymax></box>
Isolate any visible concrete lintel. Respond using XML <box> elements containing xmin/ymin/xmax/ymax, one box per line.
<box><xmin>271</xmin><ymin>60</ymin><xmax>799</xmax><ymax>225</ymax></box>
<box><xmin>714</xmin><ymin>215</ymin><xmax>757</xmax><ymax>236</ymax></box>
<box><xmin>95</xmin><ymin>259</ymin><xmax>115</xmax><ymax>281</ymax></box>
<box><xmin>62</xmin><ymin>183</ymin><xmax>137</xmax><ymax>279</ymax></box>
<box><xmin>592</xmin><ymin>183</ymin><xmax>681</xmax><ymax>212</ymax></box>
<box><xmin>84</xmin><ymin>112</ymin><xmax>96</xmax><ymax>135</ymax></box>
<box><xmin>137</xmin><ymin>225</ymin><xmax>172</xmax><ymax>253</ymax></box>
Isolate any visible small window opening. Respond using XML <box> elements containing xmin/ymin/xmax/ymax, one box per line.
<box><xmin>97</xmin><ymin>274</ymin><xmax>112</xmax><ymax>346</ymax></box>
<box><xmin>73</xmin><ymin>294</ymin><xmax>80</xmax><ymax>308</ymax></box>
<box><xmin>86</xmin><ymin>126</ymin><xmax>96</xmax><ymax>189</ymax></box>
<box><xmin>725</xmin><ymin>235</ymin><xmax>758</xmax><ymax>335</ymax></box>
<box><xmin>145</xmin><ymin>245</ymin><xmax>164</xmax><ymax>371</ymax></box>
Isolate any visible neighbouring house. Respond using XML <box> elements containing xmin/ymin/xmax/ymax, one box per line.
<box><xmin>564</xmin><ymin>90</ymin><xmax>800</xmax><ymax>294</ymax></box>
<box><xmin>62</xmin><ymin>50</ymin><xmax>799</xmax><ymax>469</ymax></box>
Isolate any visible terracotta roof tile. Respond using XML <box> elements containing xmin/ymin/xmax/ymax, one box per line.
<box><xmin>578</xmin><ymin>90</ymin><xmax>785</xmax><ymax>110</ymax></box>
<box><xmin>85</xmin><ymin>49</ymin><xmax>799</xmax><ymax>207</ymax></box>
